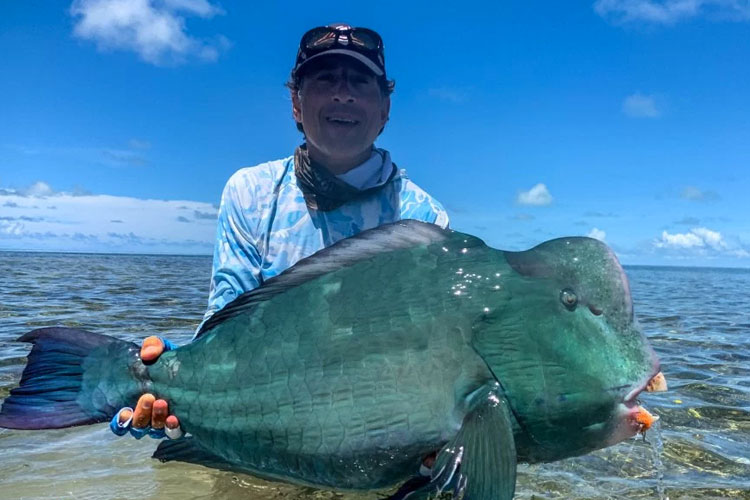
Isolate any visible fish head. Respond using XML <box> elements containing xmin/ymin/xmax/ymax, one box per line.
<box><xmin>472</xmin><ymin>236</ymin><xmax>663</xmax><ymax>462</ymax></box>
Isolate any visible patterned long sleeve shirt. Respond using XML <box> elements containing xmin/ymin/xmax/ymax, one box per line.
<box><xmin>195</xmin><ymin>151</ymin><xmax>449</xmax><ymax>337</ymax></box>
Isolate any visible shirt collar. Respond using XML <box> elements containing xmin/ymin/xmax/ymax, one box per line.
<box><xmin>335</xmin><ymin>148</ymin><xmax>393</xmax><ymax>190</ymax></box>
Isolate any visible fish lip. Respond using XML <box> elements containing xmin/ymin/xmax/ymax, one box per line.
<box><xmin>623</xmin><ymin>366</ymin><xmax>663</xmax><ymax>403</ymax></box>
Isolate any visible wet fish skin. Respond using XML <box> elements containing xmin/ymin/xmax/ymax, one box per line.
<box><xmin>0</xmin><ymin>221</ymin><xmax>660</xmax><ymax>499</ymax></box>
<box><xmin>148</xmin><ymin>227</ymin><xmax>497</xmax><ymax>488</ymax></box>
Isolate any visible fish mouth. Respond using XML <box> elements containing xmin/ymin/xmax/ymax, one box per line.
<box><xmin>609</xmin><ymin>371</ymin><xmax>667</xmax><ymax>444</ymax></box>
<box><xmin>624</xmin><ymin>370</ymin><xmax>668</xmax><ymax>403</ymax></box>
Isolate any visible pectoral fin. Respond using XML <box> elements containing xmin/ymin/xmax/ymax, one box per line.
<box><xmin>153</xmin><ymin>437</ymin><xmax>237</xmax><ymax>471</ymax></box>
<box><xmin>389</xmin><ymin>386</ymin><xmax>517</xmax><ymax>500</ymax></box>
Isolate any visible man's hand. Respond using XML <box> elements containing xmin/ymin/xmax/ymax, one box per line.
<box><xmin>109</xmin><ymin>336</ymin><xmax>183</xmax><ymax>439</ymax></box>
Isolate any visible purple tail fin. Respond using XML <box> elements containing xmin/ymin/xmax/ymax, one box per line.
<box><xmin>0</xmin><ymin>327</ymin><xmax>140</xmax><ymax>430</ymax></box>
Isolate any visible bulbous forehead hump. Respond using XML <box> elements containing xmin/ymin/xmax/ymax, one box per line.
<box><xmin>504</xmin><ymin>237</ymin><xmax>633</xmax><ymax>319</ymax></box>
<box><xmin>504</xmin><ymin>237</ymin><xmax>616</xmax><ymax>278</ymax></box>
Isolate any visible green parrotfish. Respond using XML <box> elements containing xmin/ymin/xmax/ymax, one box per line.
<box><xmin>0</xmin><ymin>221</ymin><xmax>666</xmax><ymax>500</ymax></box>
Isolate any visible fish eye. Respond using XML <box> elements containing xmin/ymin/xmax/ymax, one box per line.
<box><xmin>560</xmin><ymin>288</ymin><xmax>578</xmax><ymax>310</ymax></box>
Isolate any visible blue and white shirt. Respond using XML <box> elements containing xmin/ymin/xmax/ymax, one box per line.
<box><xmin>197</xmin><ymin>149</ymin><xmax>449</xmax><ymax>336</ymax></box>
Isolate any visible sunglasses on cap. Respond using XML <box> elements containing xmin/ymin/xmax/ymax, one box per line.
<box><xmin>294</xmin><ymin>24</ymin><xmax>386</xmax><ymax>78</ymax></box>
<box><xmin>300</xmin><ymin>26</ymin><xmax>383</xmax><ymax>52</ymax></box>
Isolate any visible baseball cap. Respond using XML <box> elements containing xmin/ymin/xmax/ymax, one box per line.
<box><xmin>293</xmin><ymin>24</ymin><xmax>386</xmax><ymax>79</ymax></box>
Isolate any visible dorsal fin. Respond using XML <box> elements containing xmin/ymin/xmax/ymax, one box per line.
<box><xmin>195</xmin><ymin>220</ymin><xmax>450</xmax><ymax>338</ymax></box>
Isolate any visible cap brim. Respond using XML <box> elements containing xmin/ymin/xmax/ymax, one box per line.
<box><xmin>297</xmin><ymin>49</ymin><xmax>384</xmax><ymax>77</ymax></box>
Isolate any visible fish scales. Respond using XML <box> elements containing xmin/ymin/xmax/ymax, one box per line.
<box><xmin>149</xmin><ymin>256</ymin><xmax>490</xmax><ymax>487</ymax></box>
<box><xmin>149</xmin><ymin>229</ymin><xmax>495</xmax><ymax>487</ymax></box>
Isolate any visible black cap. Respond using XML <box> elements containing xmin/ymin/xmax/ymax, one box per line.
<box><xmin>293</xmin><ymin>24</ymin><xmax>386</xmax><ymax>79</ymax></box>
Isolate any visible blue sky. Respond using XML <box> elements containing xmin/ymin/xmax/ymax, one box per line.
<box><xmin>1</xmin><ymin>0</ymin><xmax>748</xmax><ymax>266</ymax></box>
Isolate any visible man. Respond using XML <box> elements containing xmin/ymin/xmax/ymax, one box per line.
<box><xmin>110</xmin><ymin>24</ymin><xmax>448</xmax><ymax>442</ymax></box>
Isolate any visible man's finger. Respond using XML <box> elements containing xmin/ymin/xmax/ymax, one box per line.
<box><xmin>132</xmin><ymin>394</ymin><xmax>156</xmax><ymax>428</ymax></box>
<box><xmin>151</xmin><ymin>399</ymin><xmax>168</xmax><ymax>429</ymax></box>
<box><xmin>165</xmin><ymin>415</ymin><xmax>183</xmax><ymax>439</ymax></box>
<box><xmin>141</xmin><ymin>336</ymin><xmax>165</xmax><ymax>364</ymax></box>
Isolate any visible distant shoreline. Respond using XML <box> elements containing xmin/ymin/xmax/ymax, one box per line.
<box><xmin>0</xmin><ymin>248</ymin><xmax>212</xmax><ymax>259</ymax></box>
<box><xmin>2</xmin><ymin>248</ymin><xmax>748</xmax><ymax>271</ymax></box>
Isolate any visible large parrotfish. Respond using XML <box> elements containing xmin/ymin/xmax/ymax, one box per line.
<box><xmin>0</xmin><ymin>221</ymin><xmax>666</xmax><ymax>500</ymax></box>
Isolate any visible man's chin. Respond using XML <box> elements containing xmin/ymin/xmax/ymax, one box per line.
<box><xmin>314</xmin><ymin>138</ymin><xmax>370</xmax><ymax>154</ymax></box>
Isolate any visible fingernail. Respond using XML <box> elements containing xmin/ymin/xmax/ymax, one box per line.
<box><xmin>143</xmin><ymin>336</ymin><xmax>163</xmax><ymax>348</ymax></box>
<box><xmin>138</xmin><ymin>394</ymin><xmax>156</xmax><ymax>408</ymax></box>
<box><xmin>165</xmin><ymin>419</ymin><xmax>183</xmax><ymax>440</ymax></box>
<box><xmin>117</xmin><ymin>408</ymin><xmax>134</xmax><ymax>426</ymax></box>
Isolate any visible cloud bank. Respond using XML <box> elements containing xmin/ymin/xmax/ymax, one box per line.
<box><xmin>657</xmin><ymin>227</ymin><xmax>725</xmax><ymax>249</ymax></box>
<box><xmin>594</xmin><ymin>0</ymin><xmax>750</xmax><ymax>25</ymax></box>
<box><xmin>70</xmin><ymin>0</ymin><xmax>229</xmax><ymax>65</ymax></box>
<box><xmin>655</xmin><ymin>227</ymin><xmax>749</xmax><ymax>259</ymax></box>
<box><xmin>517</xmin><ymin>183</ymin><xmax>553</xmax><ymax>206</ymax></box>
<box><xmin>0</xmin><ymin>182</ymin><xmax>217</xmax><ymax>254</ymax></box>
<box><xmin>23</xmin><ymin>181</ymin><xmax>55</xmax><ymax>197</ymax></box>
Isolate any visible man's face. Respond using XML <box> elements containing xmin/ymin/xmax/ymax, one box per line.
<box><xmin>292</xmin><ymin>57</ymin><xmax>390</xmax><ymax>171</ymax></box>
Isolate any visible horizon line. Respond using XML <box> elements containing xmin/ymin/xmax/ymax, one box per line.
<box><xmin>2</xmin><ymin>248</ymin><xmax>748</xmax><ymax>272</ymax></box>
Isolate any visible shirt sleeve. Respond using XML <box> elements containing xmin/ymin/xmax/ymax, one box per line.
<box><xmin>397</xmin><ymin>176</ymin><xmax>450</xmax><ymax>230</ymax></box>
<box><xmin>434</xmin><ymin>206</ymin><xmax>450</xmax><ymax>229</ymax></box>
<box><xmin>195</xmin><ymin>172</ymin><xmax>264</xmax><ymax>335</ymax></box>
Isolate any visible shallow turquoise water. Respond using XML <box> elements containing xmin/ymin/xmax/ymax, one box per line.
<box><xmin>0</xmin><ymin>252</ymin><xmax>748</xmax><ymax>499</ymax></box>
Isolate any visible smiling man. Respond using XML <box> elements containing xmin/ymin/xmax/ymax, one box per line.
<box><xmin>111</xmin><ymin>24</ymin><xmax>448</xmax><ymax>442</ymax></box>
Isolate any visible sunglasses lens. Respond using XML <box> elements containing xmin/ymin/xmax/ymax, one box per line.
<box><xmin>302</xmin><ymin>27</ymin><xmax>381</xmax><ymax>51</ymax></box>
<box><xmin>350</xmin><ymin>29</ymin><xmax>381</xmax><ymax>50</ymax></box>
<box><xmin>303</xmin><ymin>27</ymin><xmax>338</xmax><ymax>49</ymax></box>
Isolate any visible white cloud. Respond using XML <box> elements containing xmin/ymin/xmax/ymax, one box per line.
<box><xmin>0</xmin><ymin>220</ymin><xmax>24</xmax><ymax>236</ymax></box>
<box><xmin>681</xmin><ymin>185</ymin><xmax>719</xmax><ymax>201</ymax></box>
<box><xmin>0</xmin><ymin>182</ymin><xmax>215</xmax><ymax>254</ymax></box>
<box><xmin>587</xmin><ymin>228</ymin><xmax>607</xmax><ymax>241</ymax></box>
<box><xmin>691</xmin><ymin>227</ymin><xmax>726</xmax><ymax>249</ymax></box>
<box><xmin>622</xmin><ymin>93</ymin><xmax>660</xmax><ymax>118</ymax></box>
<box><xmin>162</xmin><ymin>0</ymin><xmax>220</xmax><ymax>16</ymax></box>
<box><xmin>517</xmin><ymin>183</ymin><xmax>553</xmax><ymax>206</ymax></box>
<box><xmin>656</xmin><ymin>227</ymin><xmax>727</xmax><ymax>250</ymax></box>
<box><xmin>70</xmin><ymin>0</ymin><xmax>228</xmax><ymax>66</ymax></box>
<box><xmin>23</xmin><ymin>181</ymin><xmax>55</xmax><ymax>197</ymax></box>
<box><xmin>594</xmin><ymin>0</ymin><xmax>750</xmax><ymax>24</ymax></box>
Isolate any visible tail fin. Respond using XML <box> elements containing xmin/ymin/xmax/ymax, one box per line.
<box><xmin>0</xmin><ymin>327</ymin><xmax>143</xmax><ymax>430</ymax></box>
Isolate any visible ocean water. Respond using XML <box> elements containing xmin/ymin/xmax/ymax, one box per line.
<box><xmin>0</xmin><ymin>251</ymin><xmax>748</xmax><ymax>500</ymax></box>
